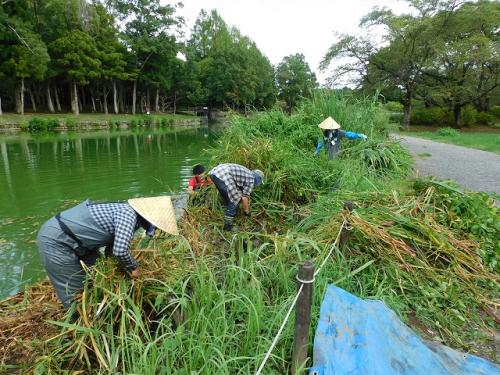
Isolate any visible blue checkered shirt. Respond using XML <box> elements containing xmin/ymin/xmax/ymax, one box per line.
<box><xmin>209</xmin><ymin>163</ymin><xmax>255</xmax><ymax>204</ymax></box>
<box><xmin>88</xmin><ymin>202</ymin><xmax>139</xmax><ymax>272</ymax></box>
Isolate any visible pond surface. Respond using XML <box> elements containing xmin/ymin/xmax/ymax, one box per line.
<box><xmin>0</xmin><ymin>126</ymin><xmax>219</xmax><ymax>299</ymax></box>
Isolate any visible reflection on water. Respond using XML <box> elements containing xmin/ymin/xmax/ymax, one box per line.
<box><xmin>0</xmin><ymin>126</ymin><xmax>218</xmax><ymax>298</ymax></box>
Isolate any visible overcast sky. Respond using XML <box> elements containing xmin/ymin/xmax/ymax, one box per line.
<box><xmin>173</xmin><ymin>0</ymin><xmax>413</xmax><ymax>84</ymax></box>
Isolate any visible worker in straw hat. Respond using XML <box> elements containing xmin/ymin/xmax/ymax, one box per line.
<box><xmin>315</xmin><ymin>116</ymin><xmax>368</xmax><ymax>159</ymax></box>
<box><xmin>207</xmin><ymin>163</ymin><xmax>264</xmax><ymax>231</ymax></box>
<box><xmin>36</xmin><ymin>196</ymin><xmax>178</xmax><ymax>308</ymax></box>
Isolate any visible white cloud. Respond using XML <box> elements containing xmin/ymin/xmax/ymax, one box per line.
<box><xmin>169</xmin><ymin>0</ymin><xmax>412</xmax><ymax>83</ymax></box>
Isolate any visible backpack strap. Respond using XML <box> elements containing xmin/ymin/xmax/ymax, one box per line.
<box><xmin>55</xmin><ymin>213</ymin><xmax>84</xmax><ymax>247</ymax></box>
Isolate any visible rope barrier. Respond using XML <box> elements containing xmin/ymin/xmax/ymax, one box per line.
<box><xmin>313</xmin><ymin>220</ymin><xmax>345</xmax><ymax>278</ymax></box>
<box><xmin>254</xmin><ymin>220</ymin><xmax>346</xmax><ymax>375</ymax></box>
<box><xmin>255</xmin><ymin>284</ymin><xmax>304</xmax><ymax>375</ymax></box>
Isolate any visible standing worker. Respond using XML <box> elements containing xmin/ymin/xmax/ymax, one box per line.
<box><xmin>208</xmin><ymin>163</ymin><xmax>264</xmax><ymax>231</ymax></box>
<box><xmin>315</xmin><ymin>116</ymin><xmax>368</xmax><ymax>159</ymax></box>
<box><xmin>37</xmin><ymin>196</ymin><xmax>178</xmax><ymax>307</ymax></box>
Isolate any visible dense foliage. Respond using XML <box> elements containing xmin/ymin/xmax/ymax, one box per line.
<box><xmin>321</xmin><ymin>0</ymin><xmax>500</xmax><ymax>129</ymax></box>
<box><xmin>0</xmin><ymin>1</ymin><xmax>314</xmax><ymax>116</ymax></box>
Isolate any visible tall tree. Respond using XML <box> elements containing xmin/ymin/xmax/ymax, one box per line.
<box><xmin>108</xmin><ymin>0</ymin><xmax>181</xmax><ymax>114</ymax></box>
<box><xmin>90</xmin><ymin>2</ymin><xmax>128</xmax><ymax>114</ymax></box>
<box><xmin>276</xmin><ymin>53</ymin><xmax>317</xmax><ymax>112</ymax></box>
<box><xmin>50</xmin><ymin>30</ymin><xmax>101</xmax><ymax>114</ymax></box>
<box><xmin>1</xmin><ymin>0</ymin><xmax>49</xmax><ymax>114</ymax></box>
<box><xmin>423</xmin><ymin>0</ymin><xmax>500</xmax><ymax>127</ymax></box>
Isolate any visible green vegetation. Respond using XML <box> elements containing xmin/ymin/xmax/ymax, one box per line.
<box><xmin>403</xmin><ymin>128</ymin><xmax>500</xmax><ymax>154</ymax></box>
<box><xmin>0</xmin><ymin>113</ymin><xmax>197</xmax><ymax>130</ymax></box>
<box><xmin>0</xmin><ymin>1</ymin><xmax>315</xmax><ymax>117</ymax></box>
<box><xmin>322</xmin><ymin>1</ymin><xmax>500</xmax><ymax>129</ymax></box>
<box><xmin>1</xmin><ymin>92</ymin><xmax>498</xmax><ymax>373</ymax></box>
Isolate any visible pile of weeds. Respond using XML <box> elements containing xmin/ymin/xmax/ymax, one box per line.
<box><xmin>1</xmin><ymin>91</ymin><xmax>498</xmax><ymax>373</ymax></box>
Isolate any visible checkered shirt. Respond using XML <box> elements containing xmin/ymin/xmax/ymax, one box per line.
<box><xmin>209</xmin><ymin>163</ymin><xmax>255</xmax><ymax>204</ymax></box>
<box><xmin>88</xmin><ymin>202</ymin><xmax>138</xmax><ymax>272</ymax></box>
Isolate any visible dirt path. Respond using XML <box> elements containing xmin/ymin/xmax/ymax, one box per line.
<box><xmin>395</xmin><ymin>135</ymin><xmax>500</xmax><ymax>196</ymax></box>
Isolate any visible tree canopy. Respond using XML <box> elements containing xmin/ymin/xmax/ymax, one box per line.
<box><xmin>321</xmin><ymin>0</ymin><xmax>500</xmax><ymax>128</ymax></box>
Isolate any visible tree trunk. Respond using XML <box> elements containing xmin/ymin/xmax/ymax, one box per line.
<box><xmin>0</xmin><ymin>95</ymin><xmax>2</xmax><ymax>115</ymax></box>
<box><xmin>54</xmin><ymin>85</ymin><xmax>62</xmax><ymax>112</ymax></box>
<box><xmin>155</xmin><ymin>87</ymin><xmax>159</xmax><ymax>112</ymax></box>
<box><xmin>453</xmin><ymin>104</ymin><xmax>462</xmax><ymax>128</ymax></box>
<box><xmin>46</xmin><ymin>83</ymin><xmax>55</xmax><ymax>113</ymax></box>
<box><xmin>146</xmin><ymin>88</ymin><xmax>150</xmax><ymax>113</ymax></box>
<box><xmin>132</xmin><ymin>79</ymin><xmax>137</xmax><ymax>115</ymax></box>
<box><xmin>119</xmin><ymin>82</ymin><xmax>125</xmax><ymax>113</ymax></box>
<box><xmin>103</xmin><ymin>85</ymin><xmax>108</xmax><ymax>115</ymax></box>
<box><xmin>91</xmin><ymin>88</ymin><xmax>96</xmax><ymax>112</ymax></box>
<box><xmin>29</xmin><ymin>86</ymin><xmax>37</xmax><ymax>112</ymax></box>
<box><xmin>113</xmin><ymin>80</ymin><xmax>119</xmax><ymax>114</ymax></box>
<box><xmin>15</xmin><ymin>78</ymin><xmax>25</xmax><ymax>115</ymax></box>
<box><xmin>173</xmin><ymin>92</ymin><xmax>177</xmax><ymax>114</ymax></box>
<box><xmin>402</xmin><ymin>101</ymin><xmax>411</xmax><ymax>131</ymax></box>
<box><xmin>78</xmin><ymin>87</ymin><xmax>84</xmax><ymax>113</ymax></box>
<box><xmin>71</xmin><ymin>80</ymin><xmax>79</xmax><ymax>115</ymax></box>
<box><xmin>20</xmin><ymin>78</ymin><xmax>25</xmax><ymax>115</ymax></box>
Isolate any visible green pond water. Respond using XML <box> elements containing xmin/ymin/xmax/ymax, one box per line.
<box><xmin>0</xmin><ymin>126</ymin><xmax>219</xmax><ymax>299</ymax></box>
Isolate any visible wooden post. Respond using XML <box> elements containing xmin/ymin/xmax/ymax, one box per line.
<box><xmin>292</xmin><ymin>261</ymin><xmax>315</xmax><ymax>374</ymax></box>
<box><xmin>340</xmin><ymin>201</ymin><xmax>354</xmax><ymax>247</ymax></box>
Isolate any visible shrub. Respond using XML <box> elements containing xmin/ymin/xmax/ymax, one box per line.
<box><xmin>383</xmin><ymin>101</ymin><xmax>403</xmax><ymax>112</ymax></box>
<box><xmin>46</xmin><ymin>119</ymin><xmax>59</xmax><ymax>130</ymax></box>
<box><xmin>130</xmin><ymin>119</ymin><xmax>138</xmax><ymax>128</ymax></box>
<box><xmin>476</xmin><ymin>112</ymin><xmax>495</xmax><ymax>126</ymax></box>
<box><xmin>389</xmin><ymin>112</ymin><xmax>403</xmax><ymax>124</ymax></box>
<box><xmin>490</xmin><ymin>105</ymin><xmax>500</xmax><ymax>119</ymax></box>
<box><xmin>27</xmin><ymin>117</ymin><xmax>46</xmax><ymax>131</ymax></box>
<box><xmin>461</xmin><ymin>107</ymin><xmax>477</xmax><ymax>126</ymax></box>
<box><xmin>160</xmin><ymin>118</ymin><xmax>169</xmax><ymax>127</ymax></box>
<box><xmin>411</xmin><ymin>107</ymin><xmax>447</xmax><ymax>125</ymax></box>
<box><xmin>437</xmin><ymin>127</ymin><xmax>460</xmax><ymax>136</ymax></box>
<box><xmin>144</xmin><ymin>116</ymin><xmax>153</xmax><ymax>127</ymax></box>
<box><xmin>66</xmin><ymin>118</ymin><xmax>76</xmax><ymax>129</ymax></box>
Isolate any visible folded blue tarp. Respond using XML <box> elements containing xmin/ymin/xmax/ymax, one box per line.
<box><xmin>310</xmin><ymin>285</ymin><xmax>499</xmax><ymax>375</ymax></box>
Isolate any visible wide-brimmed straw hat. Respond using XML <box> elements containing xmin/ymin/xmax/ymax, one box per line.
<box><xmin>128</xmin><ymin>196</ymin><xmax>179</xmax><ymax>235</ymax></box>
<box><xmin>318</xmin><ymin>116</ymin><xmax>341</xmax><ymax>130</ymax></box>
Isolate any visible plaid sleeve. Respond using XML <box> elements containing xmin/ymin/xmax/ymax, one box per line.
<box><xmin>241</xmin><ymin>177</ymin><xmax>254</xmax><ymax>196</ymax></box>
<box><xmin>112</xmin><ymin>207</ymin><xmax>138</xmax><ymax>272</ymax></box>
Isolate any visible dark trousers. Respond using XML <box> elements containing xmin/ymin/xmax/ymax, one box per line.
<box><xmin>210</xmin><ymin>174</ymin><xmax>238</xmax><ymax>224</ymax></box>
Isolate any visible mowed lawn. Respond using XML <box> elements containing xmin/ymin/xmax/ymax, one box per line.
<box><xmin>396</xmin><ymin>126</ymin><xmax>500</xmax><ymax>154</ymax></box>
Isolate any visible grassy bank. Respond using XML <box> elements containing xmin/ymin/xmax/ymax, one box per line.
<box><xmin>1</xmin><ymin>93</ymin><xmax>498</xmax><ymax>373</ymax></box>
<box><xmin>0</xmin><ymin>112</ymin><xmax>198</xmax><ymax>130</ymax></box>
<box><xmin>403</xmin><ymin>127</ymin><xmax>500</xmax><ymax>154</ymax></box>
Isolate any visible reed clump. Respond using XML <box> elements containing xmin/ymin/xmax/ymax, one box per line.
<box><xmin>1</xmin><ymin>91</ymin><xmax>498</xmax><ymax>373</ymax></box>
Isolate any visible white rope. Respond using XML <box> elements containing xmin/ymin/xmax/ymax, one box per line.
<box><xmin>296</xmin><ymin>275</ymin><xmax>315</xmax><ymax>284</ymax></box>
<box><xmin>314</xmin><ymin>220</ymin><xmax>346</xmax><ymax>277</ymax></box>
<box><xmin>254</xmin><ymin>221</ymin><xmax>347</xmax><ymax>375</ymax></box>
<box><xmin>255</xmin><ymin>283</ymin><xmax>304</xmax><ymax>375</ymax></box>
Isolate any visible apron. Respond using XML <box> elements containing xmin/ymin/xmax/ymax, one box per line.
<box><xmin>37</xmin><ymin>200</ymin><xmax>114</xmax><ymax>307</ymax></box>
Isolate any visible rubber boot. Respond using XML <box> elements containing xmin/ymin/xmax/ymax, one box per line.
<box><xmin>223</xmin><ymin>216</ymin><xmax>234</xmax><ymax>231</ymax></box>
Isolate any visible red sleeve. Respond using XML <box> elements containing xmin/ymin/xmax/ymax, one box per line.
<box><xmin>188</xmin><ymin>177</ymin><xmax>197</xmax><ymax>188</ymax></box>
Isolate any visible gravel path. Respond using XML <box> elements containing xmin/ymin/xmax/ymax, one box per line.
<box><xmin>395</xmin><ymin>135</ymin><xmax>500</xmax><ymax>196</ymax></box>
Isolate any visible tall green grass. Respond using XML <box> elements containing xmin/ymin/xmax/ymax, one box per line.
<box><xmin>21</xmin><ymin>92</ymin><xmax>500</xmax><ymax>373</ymax></box>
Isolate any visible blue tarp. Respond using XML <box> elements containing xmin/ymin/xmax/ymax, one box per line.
<box><xmin>310</xmin><ymin>285</ymin><xmax>500</xmax><ymax>375</ymax></box>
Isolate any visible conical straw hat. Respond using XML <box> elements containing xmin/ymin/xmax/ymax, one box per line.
<box><xmin>318</xmin><ymin>116</ymin><xmax>341</xmax><ymax>130</ymax></box>
<box><xmin>128</xmin><ymin>196</ymin><xmax>179</xmax><ymax>235</ymax></box>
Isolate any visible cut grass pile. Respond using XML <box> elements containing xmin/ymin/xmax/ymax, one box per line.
<box><xmin>1</xmin><ymin>92</ymin><xmax>498</xmax><ymax>373</ymax></box>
